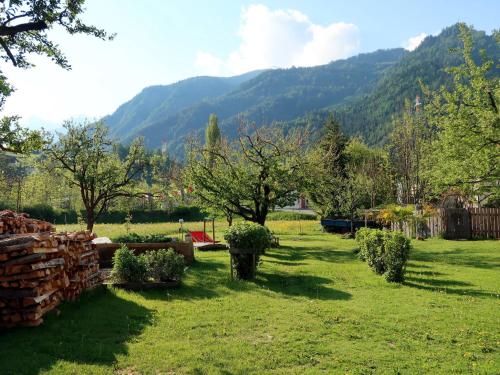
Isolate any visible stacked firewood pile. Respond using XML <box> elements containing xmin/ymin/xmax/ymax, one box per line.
<box><xmin>0</xmin><ymin>211</ymin><xmax>54</xmax><ymax>236</ymax></box>
<box><xmin>0</xmin><ymin>210</ymin><xmax>100</xmax><ymax>328</ymax></box>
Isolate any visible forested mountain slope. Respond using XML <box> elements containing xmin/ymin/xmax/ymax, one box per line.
<box><xmin>103</xmin><ymin>24</ymin><xmax>499</xmax><ymax>155</ymax></box>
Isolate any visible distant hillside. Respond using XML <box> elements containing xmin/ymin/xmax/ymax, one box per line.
<box><xmin>103</xmin><ymin>24</ymin><xmax>499</xmax><ymax>155</ymax></box>
<box><xmin>104</xmin><ymin>70</ymin><xmax>264</xmax><ymax>141</ymax></box>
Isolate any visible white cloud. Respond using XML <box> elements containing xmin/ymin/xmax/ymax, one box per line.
<box><xmin>195</xmin><ymin>4</ymin><xmax>360</xmax><ymax>75</ymax></box>
<box><xmin>404</xmin><ymin>32</ymin><xmax>428</xmax><ymax>51</ymax></box>
<box><xmin>195</xmin><ymin>51</ymin><xmax>225</xmax><ymax>76</ymax></box>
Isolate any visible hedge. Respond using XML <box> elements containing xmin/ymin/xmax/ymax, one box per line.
<box><xmin>0</xmin><ymin>204</ymin><xmax>206</xmax><ymax>224</ymax></box>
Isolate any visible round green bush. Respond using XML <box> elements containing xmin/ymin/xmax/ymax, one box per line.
<box><xmin>223</xmin><ymin>222</ymin><xmax>272</xmax><ymax>253</ymax></box>
<box><xmin>224</xmin><ymin>222</ymin><xmax>272</xmax><ymax>279</ymax></box>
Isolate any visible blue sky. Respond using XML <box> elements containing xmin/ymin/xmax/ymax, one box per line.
<box><xmin>3</xmin><ymin>0</ymin><xmax>499</xmax><ymax>129</ymax></box>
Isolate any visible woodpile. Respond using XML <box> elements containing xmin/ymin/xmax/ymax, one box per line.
<box><xmin>0</xmin><ymin>210</ymin><xmax>100</xmax><ymax>328</ymax></box>
<box><xmin>0</xmin><ymin>210</ymin><xmax>54</xmax><ymax>236</ymax></box>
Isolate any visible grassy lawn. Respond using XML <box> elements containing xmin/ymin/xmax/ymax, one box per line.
<box><xmin>0</xmin><ymin>222</ymin><xmax>498</xmax><ymax>374</ymax></box>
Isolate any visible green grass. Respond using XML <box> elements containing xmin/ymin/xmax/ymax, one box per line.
<box><xmin>0</xmin><ymin>222</ymin><xmax>498</xmax><ymax>374</ymax></box>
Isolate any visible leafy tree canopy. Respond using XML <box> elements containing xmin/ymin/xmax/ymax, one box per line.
<box><xmin>186</xmin><ymin>125</ymin><xmax>307</xmax><ymax>225</ymax></box>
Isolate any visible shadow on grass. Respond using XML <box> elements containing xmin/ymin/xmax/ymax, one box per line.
<box><xmin>266</xmin><ymin>260</ymin><xmax>308</xmax><ymax>267</ymax></box>
<box><xmin>403</xmin><ymin>281</ymin><xmax>498</xmax><ymax>299</ymax></box>
<box><xmin>406</xmin><ymin>276</ymin><xmax>473</xmax><ymax>287</ymax></box>
<box><xmin>411</xmin><ymin>248</ymin><xmax>499</xmax><ymax>270</ymax></box>
<box><xmin>0</xmin><ymin>287</ymin><xmax>153</xmax><ymax>375</ymax></box>
<box><xmin>139</xmin><ymin>258</ymin><xmax>229</xmax><ymax>301</ymax></box>
<box><xmin>406</xmin><ymin>269</ymin><xmax>446</xmax><ymax>277</ymax></box>
<box><xmin>253</xmin><ymin>271</ymin><xmax>352</xmax><ymax>301</ymax></box>
<box><xmin>266</xmin><ymin>245</ymin><xmax>355</xmax><ymax>263</ymax></box>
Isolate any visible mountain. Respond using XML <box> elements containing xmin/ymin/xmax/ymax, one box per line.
<box><xmin>104</xmin><ymin>70</ymin><xmax>264</xmax><ymax>141</ymax></box>
<box><xmin>327</xmin><ymin>24</ymin><xmax>500</xmax><ymax>145</ymax></box>
<box><xmin>103</xmin><ymin>24</ymin><xmax>499</xmax><ymax>155</ymax></box>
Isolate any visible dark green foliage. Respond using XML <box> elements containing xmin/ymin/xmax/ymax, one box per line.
<box><xmin>224</xmin><ymin>222</ymin><xmax>272</xmax><ymax>254</ymax></box>
<box><xmin>112</xmin><ymin>233</ymin><xmax>172</xmax><ymax>244</ymax></box>
<box><xmin>356</xmin><ymin>228</ymin><xmax>411</xmax><ymax>282</ymax></box>
<box><xmin>143</xmin><ymin>249</ymin><xmax>185</xmax><ymax>281</ymax></box>
<box><xmin>0</xmin><ymin>205</ymin><xmax>206</xmax><ymax>225</ymax></box>
<box><xmin>111</xmin><ymin>246</ymin><xmax>149</xmax><ymax>283</ymax></box>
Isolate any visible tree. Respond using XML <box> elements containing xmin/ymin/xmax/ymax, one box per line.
<box><xmin>0</xmin><ymin>1</ymin><xmax>113</xmax><ymax>154</ymax></box>
<box><xmin>45</xmin><ymin>120</ymin><xmax>148</xmax><ymax>231</ymax></box>
<box><xmin>186</xmin><ymin>125</ymin><xmax>306</xmax><ymax>225</ymax></box>
<box><xmin>205</xmin><ymin>114</ymin><xmax>221</xmax><ymax>150</ymax></box>
<box><xmin>347</xmin><ymin>138</ymin><xmax>392</xmax><ymax>208</ymax></box>
<box><xmin>200</xmin><ymin>113</ymin><xmax>235</xmax><ymax>224</ymax></box>
<box><xmin>306</xmin><ymin>114</ymin><xmax>349</xmax><ymax>218</ymax></box>
<box><xmin>0</xmin><ymin>116</ymin><xmax>44</xmax><ymax>153</ymax></box>
<box><xmin>424</xmin><ymin>24</ymin><xmax>500</xmax><ymax>202</ymax></box>
<box><xmin>388</xmin><ymin>98</ymin><xmax>430</xmax><ymax>206</ymax></box>
<box><xmin>0</xmin><ymin>153</ymin><xmax>29</xmax><ymax>210</ymax></box>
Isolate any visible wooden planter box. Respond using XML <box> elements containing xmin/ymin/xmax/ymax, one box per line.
<box><xmin>95</xmin><ymin>241</ymin><xmax>194</xmax><ymax>268</ymax></box>
<box><xmin>105</xmin><ymin>279</ymin><xmax>181</xmax><ymax>291</ymax></box>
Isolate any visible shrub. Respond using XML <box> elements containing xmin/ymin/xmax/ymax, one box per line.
<box><xmin>355</xmin><ymin>228</ymin><xmax>411</xmax><ymax>282</ymax></box>
<box><xmin>223</xmin><ymin>222</ymin><xmax>272</xmax><ymax>254</ymax></box>
<box><xmin>224</xmin><ymin>222</ymin><xmax>272</xmax><ymax>279</ymax></box>
<box><xmin>383</xmin><ymin>231</ymin><xmax>411</xmax><ymax>282</ymax></box>
<box><xmin>143</xmin><ymin>248</ymin><xmax>185</xmax><ymax>281</ymax></box>
<box><xmin>356</xmin><ymin>228</ymin><xmax>386</xmax><ymax>274</ymax></box>
<box><xmin>113</xmin><ymin>233</ymin><xmax>172</xmax><ymax>244</ymax></box>
<box><xmin>111</xmin><ymin>246</ymin><xmax>149</xmax><ymax>283</ymax></box>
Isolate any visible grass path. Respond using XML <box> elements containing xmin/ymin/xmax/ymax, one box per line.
<box><xmin>0</xmin><ymin>228</ymin><xmax>498</xmax><ymax>374</ymax></box>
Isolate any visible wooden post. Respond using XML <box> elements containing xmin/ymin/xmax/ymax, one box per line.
<box><xmin>212</xmin><ymin>218</ymin><xmax>215</xmax><ymax>244</ymax></box>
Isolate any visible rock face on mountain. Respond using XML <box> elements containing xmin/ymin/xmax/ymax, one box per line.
<box><xmin>103</xmin><ymin>24</ymin><xmax>499</xmax><ymax>156</ymax></box>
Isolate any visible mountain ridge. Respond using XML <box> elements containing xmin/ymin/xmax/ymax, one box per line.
<box><xmin>102</xmin><ymin>24</ymin><xmax>499</xmax><ymax>155</ymax></box>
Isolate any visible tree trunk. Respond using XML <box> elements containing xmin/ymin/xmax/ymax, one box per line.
<box><xmin>86</xmin><ymin>210</ymin><xmax>95</xmax><ymax>231</ymax></box>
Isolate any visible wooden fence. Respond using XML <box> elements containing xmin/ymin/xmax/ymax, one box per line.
<box><xmin>393</xmin><ymin>208</ymin><xmax>500</xmax><ymax>240</ymax></box>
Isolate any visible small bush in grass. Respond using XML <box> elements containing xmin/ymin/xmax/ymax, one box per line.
<box><xmin>143</xmin><ymin>249</ymin><xmax>185</xmax><ymax>281</ymax></box>
<box><xmin>111</xmin><ymin>245</ymin><xmax>148</xmax><ymax>283</ymax></box>
<box><xmin>355</xmin><ymin>228</ymin><xmax>411</xmax><ymax>282</ymax></box>
<box><xmin>224</xmin><ymin>222</ymin><xmax>272</xmax><ymax>279</ymax></box>
<box><xmin>356</xmin><ymin>228</ymin><xmax>386</xmax><ymax>274</ymax></box>
<box><xmin>384</xmin><ymin>231</ymin><xmax>411</xmax><ymax>282</ymax></box>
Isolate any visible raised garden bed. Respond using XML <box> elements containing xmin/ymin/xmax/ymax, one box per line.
<box><xmin>95</xmin><ymin>241</ymin><xmax>194</xmax><ymax>267</ymax></box>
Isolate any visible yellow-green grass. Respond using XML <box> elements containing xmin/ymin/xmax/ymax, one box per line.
<box><xmin>57</xmin><ymin>219</ymin><xmax>322</xmax><ymax>240</ymax></box>
<box><xmin>0</xmin><ymin>223</ymin><xmax>498</xmax><ymax>374</ymax></box>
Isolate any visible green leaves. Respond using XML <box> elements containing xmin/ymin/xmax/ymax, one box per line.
<box><xmin>0</xmin><ymin>116</ymin><xmax>46</xmax><ymax>154</ymax></box>
<box><xmin>44</xmin><ymin>120</ymin><xmax>148</xmax><ymax>230</ymax></box>
<box><xmin>424</xmin><ymin>24</ymin><xmax>500</xmax><ymax>197</ymax></box>
<box><xmin>186</xmin><ymin>126</ymin><xmax>306</xmax><ymax>224</ymax></box>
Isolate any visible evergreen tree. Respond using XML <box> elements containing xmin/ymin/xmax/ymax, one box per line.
<box><xmin>205</xmin><ymin>114</ymin><xmax>221</xmax><ymax>149</ymax></box>
<box><xmin>306</xmin><ymin>114</ymin><xmax>349</xmax><ymax>218</ymax></box>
